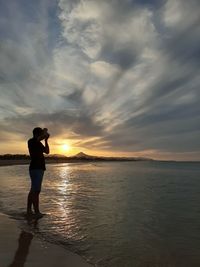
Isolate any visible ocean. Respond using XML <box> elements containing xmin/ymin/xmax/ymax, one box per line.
<box><xmin>0</xmin><ymin>161</ymin><xmax>200</xmax><ymax>267</ymax></box>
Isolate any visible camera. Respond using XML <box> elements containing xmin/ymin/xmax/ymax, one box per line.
<box><xmin>43</xmin><ymin>128</ymin><xmax>50</xmax><ymax>139</ymax></box>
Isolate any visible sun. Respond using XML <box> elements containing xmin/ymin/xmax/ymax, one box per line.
<box><xmin>61</xmin><ymin>143</ymin><xmax>70</xmax><ymax>152</ymax></box>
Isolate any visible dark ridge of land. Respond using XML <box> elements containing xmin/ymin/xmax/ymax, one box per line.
<box><xmin>0</xmin><ymin>152</ymin><xmax>153</xmax><ymax>167</ymax></box>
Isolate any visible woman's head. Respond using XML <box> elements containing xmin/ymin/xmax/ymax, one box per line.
<box><xmin>33</xmin><ymin>127</ymin><xmax>49</xmax><ymax>140</ymax></box>
<box><xmin>33</xmin><ymin>127</ymin><xmax>44</xmax><ymax>140</ymax></box>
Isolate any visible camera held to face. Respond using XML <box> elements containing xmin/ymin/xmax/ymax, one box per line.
<box><xmin>42</xmin><ymin>128</ymin><xmax>50</xmax><ymax>139</ymax></box>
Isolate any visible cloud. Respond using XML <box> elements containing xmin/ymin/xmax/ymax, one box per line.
<box><xmin>0</xmin><ymin>0</ymin><xmax>200</xmax><ymax>160</ymax></box>
<box><xmin>1</xmin><ymin>109</ymin><xmax>104</xmax><ymax>139</ymax></box>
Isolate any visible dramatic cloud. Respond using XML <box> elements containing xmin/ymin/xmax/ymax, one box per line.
<box><xmin>0</xmin><ymin>0</ymin><xmax>200</xmax><ymax>160</ymax></box>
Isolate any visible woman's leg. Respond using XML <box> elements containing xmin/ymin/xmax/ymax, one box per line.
<box><xmin>27</xmin><ymin>169</ymin><xmax>44</xmax><ymax>215</ymax></box>
<box><xmin>27</xmin><ymin>191</ymin><xmax>33</xmax><ymax>214</ymax></box>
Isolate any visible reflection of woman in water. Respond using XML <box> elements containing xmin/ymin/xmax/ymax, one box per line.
<box><xmin>27</xmin><ymin>127</ymin><xmax>50</xmax><ymax>218</ymax></box>
<box><xmin>8</xmin><ymin>231</ymin><xmax>33</xmax><ymax>267</ymax></box>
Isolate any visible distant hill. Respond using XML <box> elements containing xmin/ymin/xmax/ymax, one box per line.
<box><xmin>73</xmin><ymin>152</ymin><xmax>96</xmax><ymax>159</ymax></box>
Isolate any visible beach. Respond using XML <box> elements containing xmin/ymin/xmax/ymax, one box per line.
<box><xmin>0</xmin><ymin>161</ymin><xmax>94</xmax><ymax>267</ymax></box>
<box><xmin>0</xmin><ymin>213</ymin><xmax>93</xmax><ymax>267</ymax></box>
<box><xmin>1</xmin><ymin>161</ymin><xmax>200</xmax><ymax>266</ymax></box>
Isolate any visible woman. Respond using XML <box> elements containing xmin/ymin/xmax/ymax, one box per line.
<box><xmin>27</xmin><ymin>127</ymin><xmax>50</xmax><ymax>218</ymax></box>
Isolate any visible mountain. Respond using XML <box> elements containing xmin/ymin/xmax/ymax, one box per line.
<box><xmin>73</xmin><ymin>152</ymin><xmax>95</xmax><ymax>159</ymax></box>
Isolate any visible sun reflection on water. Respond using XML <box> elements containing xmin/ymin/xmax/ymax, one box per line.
<box><xmin>56</xmin><ymin>164</ymin><xmax>82</xmax><ymax>238</ymax></box>
<box><xmin>58</xmin><ymin>164</ymin><xmax>70</xmax><ymax>194</ymax></box>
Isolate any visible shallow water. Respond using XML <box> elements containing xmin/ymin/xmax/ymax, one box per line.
<box><xmin>0</xmin><ymin>161</ymin><xmax>200</xmax><ymax>266</ymax></box>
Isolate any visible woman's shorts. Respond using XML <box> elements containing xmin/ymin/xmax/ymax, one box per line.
<box><xmin>29</xmin><ymin>169</ymin><xmax>44</xmax><ymax>192</ymax></box>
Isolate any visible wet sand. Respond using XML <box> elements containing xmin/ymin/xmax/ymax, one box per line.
<box><xmin>0</xmin><ymin>213</ymin><xmax>93</xmax><ymax>267</ymax></box>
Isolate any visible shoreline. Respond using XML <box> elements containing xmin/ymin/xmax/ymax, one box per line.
<box><xmin>0</xmin><ymin>159</ymin><xmax>92</xmax><ymax>167</ymax></box>
<box><xmin>0</xmin><ymin>159</ymin><xmax>138</xmax><ymax>167</ymax></box>
<box><xmin>0</xmin><ymin>159</ymin><xmax>30</xmax><ymax>166</ymax></box>
<box><xmin>0</xmin><ymin>159</ymin><xmax>199</xmax><ymax>167</ymax></box>
<box><xmin>0</xmin><ymin>212</ymin><xmax>93</xmax><ymax>267</ymax></box>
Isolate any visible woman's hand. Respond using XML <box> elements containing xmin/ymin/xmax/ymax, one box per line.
<box><xmin>45</xmin><ymin>133</ymin><xmax>50</xmax><ymax>140</ymax></box>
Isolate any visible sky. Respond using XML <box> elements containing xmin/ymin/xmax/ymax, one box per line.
<box><xmin>0</xmin><ymin>0</ymin><xmax>200</xmax><ymax>160</ymax></box>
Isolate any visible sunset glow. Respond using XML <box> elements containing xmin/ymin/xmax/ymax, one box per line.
<box><xmin>54</xmin><ymin>142</ymin><xmax>73</xmax><ymax>155</ymax></box>
<box><xmin>0</xmin><ymin>0</ymin><xmax>199</xmax><ymax>161</ymax></box>
<box><xmin>61</xmin><ymin>144</ymin><xmax>70</xmax><ymax>152</ymax></box>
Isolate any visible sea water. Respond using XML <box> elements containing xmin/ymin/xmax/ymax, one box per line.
<box><xmin>0</xmin><ymin>161</ymin><xmax>200</xmax><ymax>267</ymax></box>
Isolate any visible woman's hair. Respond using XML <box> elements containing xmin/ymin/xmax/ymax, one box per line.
<box><xmin>33</xmin><ymin>127</ymin><xmax>43</xmax><ymax>137</ymax></box>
